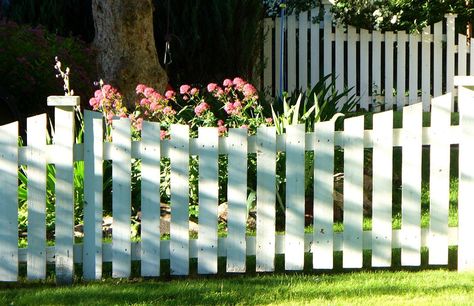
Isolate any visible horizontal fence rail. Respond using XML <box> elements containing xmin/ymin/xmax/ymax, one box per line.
<box><xmin>1</xmin><ymin>78</ymin><xmax>474</xmax><ymax>283</ymax></box>
<box><xmin>263</xmin><ymin>4</ymin><xmax>474</xmax><ymax>111</ymax></box>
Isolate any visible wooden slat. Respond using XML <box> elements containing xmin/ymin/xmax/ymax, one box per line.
<box><xmin>288</xmin><ymin>14</ymin><xmax>297</xmax><ymax>92</ymax></box>
<box><xmin>226</xmin><ymin>128</ymin><xmax>248</xmax><ymax>272</ymax></box>
<box><xmin>457</xmin><ymin>80</ymin><xmax>474</xmax><ymax>271</ymax></box>
<box><xmin>409</xmin><ymin>33</ymin><xmax>419</xmax><ymax>105</ymax></box>
<box><xmin>284</xmin><ymin>124</ymin><xmax>305</xmax><ymax>270</ymax></box>
<box><xmin>335</xmin><ymin>25</ymin><xmax>345</xmax><ymax>108</ymax></box>
<box><xmin>433</xmin><ymin>21</ymin><xmax>443</xmax><ymax>97</ymax></box>
<box><xmin>0</xmin><ymin>121</ymin><xmax>18</xmax><ymax>281</ymax></box>
<box><xmin>141</xmin><ymin>120</ymin><xmax>161</xmax><ymax>277</ymax></box>
<box><xmin>360</xmin><ymin>29</ymin><xmax>369</xmax><ymax>109</ymax></box>
<box><xmin>83</xmin><ymin>110</ymin><xmax>104</xmax><ymax>280</ymax></box>
<box><xmin>256</xmin><ymin>126</ymin><xmax>276</xmax><ymax>272</ymax></box>
<box><xmin>372</xmin><ymin>110</ymin><xmax>393</xmax><ymax>267</ymax></box>
<box><xmin>275</xmin><ymin>17</ymin><xmax>282</xmax><ymax>96</ymax></box>
<box><xmin>347</xmin><ymin>26</ymin><xmax>357</xmax><ymax>102</ymax></box>
<box><xmin>111</xmin><ymin>118</ymin><xmax>132</xmax><ymax>278</ymax></box>
<box><xmin>458</xmin><ymin>34</ymin><xmax>467</xmax><ymax>76</ymax></box>
<box><xmin>372</xmin><ymin>30</ymin><xmax>382</xmax><ymax>110</ymax></box>
<box><xmin>396</xmin><ymin>32</ymin><xmax>407</xmax><ymax>109</ymax></box>
<box><xmin>169</xmin><ymin>124</ymin><xmax>190</xmax><ymax>275</ymax></box>
<box><xmin>310</xmin><ymin>8</ymin><xmax>320</xmax><ymax>86</ymax></box>
<box><xmin>429</xmin><ymin>93</ymin><xmax>451</xmax><ymax>265</ymax></box>
<box><xmin>263</xmin><ymin>18</ymin><xmax>273</xmax><ymax>94</ymax></box>
<box><xmin>323</xmin><ymin>4</ymin><xmax>332</xmax><ymax>82</ymax></box>
<box><xmin>446</xmin><ymin>15</ymin><xmax>455</xmax><ymax>109</ymax></box>
<box><xmin>471</xmin><ymin>38</ymin><xmax>474</xmax><ymax>76</ymax></box>
<box><xmin>27</xmin><ymin>114</ymin><xmax>47</xmax><ymax>280</ymax></box>
<box><xmin>343</xmin><ymin>115</ymin><xmax>364</xmax><ymax>268</ymax></box>
<box><xmin>299</xmin><ymin>11</ymin><xmax>308</xmax><ymax>90</ymax></box>
<box><xmin>401</xmin><ymin>103</ymin><xmax>422</xmax><ymax>266</ymax></box>
<box><xmin>384</xmin><ymin>32</ymin><xmax>394</xmax><ymax>109</ymax></box>
<box><xmin>197</xmin><ymin>127</ymin><xmax>219</xmax><ymax>274</ymax></box>
<box><xmin>421</xmin><ymin>26</ymin><xmax>431</xmax><ymax>111</ymax></box>
<box><xmin>54</xmin><ymin>105</ymin><xmax>76</xmax><ymax>284</ymax></box>
<box><xmin>313</xmin><ymin>120</ymin><xmax>335</xmax><ymax>269</ymax></box>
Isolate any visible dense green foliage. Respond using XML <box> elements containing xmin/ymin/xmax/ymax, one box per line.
<box><xmin>0</xmin><ymin>21</ymin><xmax>96</xmax><ymax>124</ymax></box>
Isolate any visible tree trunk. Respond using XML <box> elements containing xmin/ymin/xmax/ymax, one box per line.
<box><xmin>92</xmin><ymin>0</ymin><xmax>167</xmax><ymax>108</ymax></box>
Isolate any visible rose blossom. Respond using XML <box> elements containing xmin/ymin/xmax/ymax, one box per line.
<box><xmin>190</xmin><ymin>87</ymin><xmax>199</xmax><ymax>95</ymax></box>
<box><xmin>194</xmin><ymin>102</ymin><xmax>209</xmax><ymax>116</ymax></box>
<box><xmin>136</xmin><ymin>84</ymin><xmax>147</xmax><ymax>94</ymax></box>
<box><xmin>223</xmin><ymin>79</ymin><xmax>233</xmax><ymax>87</ymax></box>
<box><xmin>207</xmin><ymin>83</ymin><xmax>218</xmax><ymax>92</ymax></box>
<box><xmin>143</xmin><ymin>87</ymin><xmax>155</xmax><ymax>98</ymax></box>
<box><xmin>165</xmin><ymin>90</ymin><xmax>175</xmax><ymax>99</ymax></box>
<box><xmin>243</xmin><ymin>83</ymin><xmax>257</xmax><ymax>97</ymax></box>
<box><xmin>218</xmin><ymin>125</ymin><xmax>227</xmax><ymax>135</ymax></box>
<box><xmin>180</xmin><ymin>84</ymin><xmax>191</xmax><ymax>94</ymax></box>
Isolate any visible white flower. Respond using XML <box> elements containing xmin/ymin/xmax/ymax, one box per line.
<box><xmin>390</xmin><ymin>15</ymin><xmax>398</xmax><ymax>24</ymax></box>
<box><xmin>373</xmin><ymin>9</ymin><xmax>382</xmax><ymax>18</ymax></box>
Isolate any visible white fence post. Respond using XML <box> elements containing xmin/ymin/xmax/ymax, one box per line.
<box><xmin>47</xmin><ymin>96</ymin><xmax>80</xmax><ymax>285</ymax></box>
<box><xmin>0</xmin><ymin>121</ymin><xmax>18</xmax><ymax>281</ymax></box>
<box><xmin>455</xmin><ymin>76</ymin><xmax>474</xmax><ymax>272</ymax></box>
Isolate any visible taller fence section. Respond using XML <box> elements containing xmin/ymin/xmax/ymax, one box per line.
<box><xmin>3</xmin><ymin>82</ymin><xmax>474</xmax><ymax>283</ymax></box>
<box><xmin>263</xmin><ymin>3</ymin><xmax>474</xmax><ymax>111</ymax></box>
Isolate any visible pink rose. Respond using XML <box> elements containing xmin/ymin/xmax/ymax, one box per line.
<box><xmin>165</xmin><ymin>90</ymin><xmax>175</xmax><ymax>99</ymax></box>
<box><xmin>194</xmin><ymin>102</ymin><xmax>209</xmax><ymax>116</ymax></box>
<box><xmin>223</xmin><ymin>79</ymin><xmax>233</xmax><ymax>87</ymax></box>
<box><xmin>265</xmin><ymin>118</ymin><xmax>273</xmax><ymax>124</ymax></box>
<box><xmin>150</xmin><ymin>102</ymin><xmax>159</xmax><ymax>112</ymax></box>
<box><xmin>140</xmin><ymin>98</ymin><xmax>150</xmax><ymax>106</ymax></box>
<box><xmin>135</xmin><ymin>118</ymin><xmax>143</xmax><ymax>131</ymax></box>
<box><xmin>217</xmin><ymin>119</ymin><xmax>224</xmax><ymax>126</ymax></box>
<box><xmin>144</xmin><ymin>87</ymin><xmax>155</xmax><ymax>98</ymax></box>
<box><xmin>207</xmin><ymin>83</ymin><xmax>218</xmax><ymax>92</ymax></box>
<box><xmin>94</xmin><ymin>89</ymin><xmax>103</xmax><ymax>99</ymax></box>
<box><xmin>163</xmin><ymin>106</ymin><xmax>175</xmax><ymax>115</ymax></box>
<box><xmin>102</xmin><ymin>84</ymin><xmax>112</xmax><ymax>92</ymax></box>
<box><xmin>243</xmin><ymin>83</ymin><xmax>257</xmax><ymax>97</ymax></box>
<box><xmin>218</xmin><ymin>125</ymin><xmax>227</xmax><ymax>135</ymax></box>
<box><xmin>224</xmin><ymin>102</ymin><xmax>234</xmax><ymax>115</ymax></box>
<box><xmin>180</xmin><ymin>84</ymin><xmax>191</xmax><ymax>95</ymax></box>
<box><xmin>190</xmin><ymin>87</ymin><xmax>199</xmax><ymax>95</ymax></box>
<box><xmin>232</xmin><ymin>77</ymin><xmax>245</xmax><ymax>87</ymax></box>
<box><xmin>106</xmin><ymin>112</ymin><xmax>114</xmax><ymax>122</ymax></box>
<box><xmin>89</xmin><ymin>97</ymin><xmax>99</xmax><ymax>109</ymax></box>
<box><xmin>240</xmin><ymin>124</ymin><xmax>248</xmax><ymax>129</ymax></box>
<box><xmin>160</xmin><ymin>130</ymin><xmax>167</xmax><ymax>140</ymax></box>
<box><xmin>136</xmin><ymin>84</ymin><xmax>147</xmax><ymax>94</ymax></box>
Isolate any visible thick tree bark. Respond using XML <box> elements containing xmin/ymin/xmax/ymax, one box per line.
<box><xmin>92</xmin><ymin>0</ymin><xmax>167</xmax><ymax>108</ymax></box>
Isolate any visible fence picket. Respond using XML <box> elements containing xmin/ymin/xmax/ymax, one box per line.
<box><xmin>347</xmin><ymin>26</ymin><xmax>357</xmax><ymax>102</ymax></box>
<box><xmin>141</xmin><ymin>120</ymin><xmax>161</xmax><ymax>277</ymax></box>
<box><xmin>50</xmin><ymin>97</ymin><xmax>78</xmax><ymax>285</ymax></box>
<box><xmin>458</xmin><ymin>34</ymin><xmax>467</xmax><ymax>76</ymax></box>
<box><xmin>343</xmin><ymin>115</ymin><xmax>364</xmax><ymax>268</ymax></box>
<box><xmin>422</xmin><ymin>27</ymin><xmax>431</xmax><ymax>111</ymax></box>
<box><xmin>396</xmin><ymin>32</ymin><xmax>407</xmax><ymax>109</ymax></box>
<box><xmin>170</xmin><ymin>124</ymin><xmax>190</xmax><ymax>275</ymax></box>
<box><xmin>428</xmin><ymin>94</ymin><xmax>451</xmax><ymax>265</ymax></box>
<box><xmin>83</xmin><ymin>110</ymin><xmax>104</xmax><ymax>280</ymax></box>
<box><xmin>256</xmin><ymin>127</ymin><xmax>276</xmax><ymax>272</ymax></box>
<box><xmin>310</xmin><ymin>8</ymin><xmax>320</xmax><ymax>86</ymax></box>
<box><xmin>471</xmin><ymin>38</ymin><xmax>474</xmax><ymax>75</ymax></box>
<box><xmin>360</xmin><ymin>29</ymin><xmax>369</xmax><ymax>109</ymax></box>
<box><xmin>275</xmin><ymin>17</ymin><xmax>282</xmax><ymax>95</ymax></box>
<box><xmin>372</xmin><ymin>110</ymin><xmax>393</xmax><ymax>267</ymax></box>
<box><xmin>409</xmin><ymin>34</ymin><xmax>419</xmax><ymax>105</ymax></box>
<box><xmin>457</xmin><ymin>78</ymin><xmax>474</xmax><ymax>271</ymax></box>
<box><xmin>323</xmin><ymin>4</ymin><xmax>332</xmax><ymax>85</ymax></box>
<box><xmin>372</xmin><ymin>30</ymin><xmax>382</xmax><ymax>110</ymax></box>
<box><xmin>401</xmin><ymin>103</ymin><xmax>422</xmax><ymax>266</ymax></box>
<box><xmin>335</xmin><ymin>25</ymin><xmax>344</xmax><ymax>106</ymax></box>
<box><xmin>0</xmin><ymin>122</ymin><xmax>18</xmax><ymax>281</ymax></box>
<box><xmin>433</xmin><ymin>22</ymin><xmax>442</xmax><ymax>97</ymax></box>
<box><xmin>285</xmin><ymin>124</ymin><xmax>305</xmax><ymax>270</ymax></box>
<box><xmin>313</xmin><ymin>120</ymin><xmax>336</xmax><ymax>269</ymax></box>
<box><xmin>27</xmin><ymin>114</ymin><xmax>47</xmax><ymax>280</ymax></box>
<box><xmin>197</xmin><ymin>127</ymin><xmax>219</xmax><ymax>274</ymax></box>
<box><xmin>299</xmin><ymin>11</ymin><xmax>308</xmax><ymax>90</ymax></box>
<box><xmin>111</xmin><ymin>118</ymin><xmax>132</xmax><ymax>278</ymax></box>
<box><xmin>226</xmin><ymin>128</ymin><xmax>248</xmax><ymax>272</ymax></box>
<box><xmin>384</xmin><ymin>32</ymin><xmax>394</xmax><ymax>109</ymax></box>
<box><xmin>446</xmin><ymin>15</ymin><xmax>455</xmax><ymax>109</ymax></box>
<box><xmin>288</xmin><ymin>14</ymin><xmax>297</xmax><ymax>91</ymax></box>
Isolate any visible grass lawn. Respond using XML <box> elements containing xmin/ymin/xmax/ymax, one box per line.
<box><xmin>1</xmin><ymin>269</ymin><xmax>473</xmax><ymax>305</ymax></box>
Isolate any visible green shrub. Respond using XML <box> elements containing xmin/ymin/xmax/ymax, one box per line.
<box><xmin>0</xmin><ymin>21</ymin><xmax>96</xmax><ymax>123</ymax></box>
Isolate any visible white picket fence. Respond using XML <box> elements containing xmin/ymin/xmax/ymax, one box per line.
<box><xmin>1</xmin><ymin>78</ymin><xmax>474</xmax><ymax>283</ymax></box>
<box><xmin>263</xmin><ymin>3</ymin><xmax>474</xmax><ymax>111</ymax></box>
